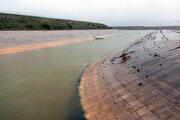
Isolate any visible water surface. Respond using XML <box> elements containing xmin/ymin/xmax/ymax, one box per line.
<box><xmin>0</xmin><ymin>30</ymin><xmax>152</xmax><ymax>120</ymax></box>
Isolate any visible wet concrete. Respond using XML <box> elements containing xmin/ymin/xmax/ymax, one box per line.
<box><xmin>80</xmin><ymin>30</ymin><xmax>180</xmax><ymax>120</ymax></box>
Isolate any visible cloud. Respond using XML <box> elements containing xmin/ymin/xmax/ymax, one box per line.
<box><xmin>0</xmin><ymin>0</ymin><xmax>180</xmax><ymax>26</ymax></box>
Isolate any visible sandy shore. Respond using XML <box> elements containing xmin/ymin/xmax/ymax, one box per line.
<box><xmin>0</xmin><ymin>30</ymin><xmax>123</xmax><ymax>55</ymax></box>
<box><xmin>80</xmin><ymin>30</ymin><xmax>180</xmax><ymax>120</ymax></box>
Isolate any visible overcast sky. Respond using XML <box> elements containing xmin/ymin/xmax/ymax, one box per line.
<box><xmin>0</xmin><ymin>0</ymin><xmax>180</xmax><ymax>26</ymax></box>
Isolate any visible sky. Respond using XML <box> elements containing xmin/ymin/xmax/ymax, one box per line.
<box><xmin>0</xmin><ymin>0</ymin><xmax>180</xmax><ymax>26</ymax></box>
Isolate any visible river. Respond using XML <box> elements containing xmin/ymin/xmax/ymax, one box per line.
<box><xmin>0</xmin><ymin>30</ymin><xmax>152</xmax><ymax>120</ymax></box>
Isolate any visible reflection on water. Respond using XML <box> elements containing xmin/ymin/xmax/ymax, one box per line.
<box><xmin>0</xmin><ymin>31</ymin><xmax>152</xmax><ymax>120</ymax></box>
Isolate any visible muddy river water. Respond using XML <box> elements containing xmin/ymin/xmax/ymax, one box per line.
<box><xmin>0</xmin><ymin>30</ymin><xmax>152</xmax><ymax>120</ymax></box>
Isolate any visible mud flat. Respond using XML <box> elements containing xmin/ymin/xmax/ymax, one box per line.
<box><xmin>0</xmin><ymin>30</ymin><xmax>122</xmax><ymax>55</ymax></box>
<box><xmin>80</xmin><ymin>30</ymin><xmax>180</xmax><ymax>120</ymax></box>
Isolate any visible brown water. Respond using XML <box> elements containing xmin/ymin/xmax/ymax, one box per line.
<box><xmin>0</xmin><ymin>30</ymin><xmax>152</xmax><ymax>120</ymax></box>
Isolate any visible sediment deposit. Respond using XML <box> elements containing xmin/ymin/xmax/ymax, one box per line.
<box><xmin>0</xmin><ymin>30</ymin><xmax>122</xmax><ymax>55</ymax></box>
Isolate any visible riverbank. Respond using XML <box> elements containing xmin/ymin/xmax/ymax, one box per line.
<box><xmin>80</xmin><ymin>30</ymin><xmax>180</xmax><ymax>120</ymax></box>
<box><xmin>0</xmin><ymin>30</ymin><xmax>122</xmax><ymax>55</ymax></box>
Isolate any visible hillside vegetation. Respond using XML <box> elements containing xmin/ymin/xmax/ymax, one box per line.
<box><xmin>0</xmin><ymin>13</ymin><xmax>110</xmax><ymax>30</ymax></box>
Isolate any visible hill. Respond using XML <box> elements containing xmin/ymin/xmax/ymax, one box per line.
<box><xmin>0</xmin><ymin>13</ymin><xmax>110</xmax><ymax>30</ymax></box>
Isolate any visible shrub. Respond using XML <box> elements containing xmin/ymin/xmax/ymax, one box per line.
<box><xmin>67</xmin><ymin>24</ymin><xmax>72</xmax><ymax>29</ymax></box>
<box><xmin>41</xmin><ymin>21</ymin><xmax>51</xmax><ymax>29</ymax></box>
<box><xmin>26</xmin><ymin>23</ymin><xmax>34</xmax><ymax>29</ymax></box>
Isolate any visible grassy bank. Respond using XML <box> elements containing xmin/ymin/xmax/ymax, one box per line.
<box><xmin>0</xmin><ymin>13</ymin><xmax>110</xmax><ymax>30</ymax></box>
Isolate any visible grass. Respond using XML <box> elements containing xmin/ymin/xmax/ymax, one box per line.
<box><xmin>0</xmin><ymin>12</ymin><xmax>110</xmax><ymax>30</ymax></box>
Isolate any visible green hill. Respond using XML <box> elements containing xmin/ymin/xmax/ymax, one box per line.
<box><xmin>0</xmin><ymin>13</ymin><xmax>110</xmax><ymax>30</ymax></box>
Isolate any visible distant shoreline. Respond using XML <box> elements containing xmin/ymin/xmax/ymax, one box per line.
<box><xmin>0</xmin><ymin>30</ymin><xmax>123</xmax><ymax>55</ymax></box>
<box><xmin>113</xmin><ymin>26</ymin><xmax>180</xmax><ymax>30</ymax></box>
